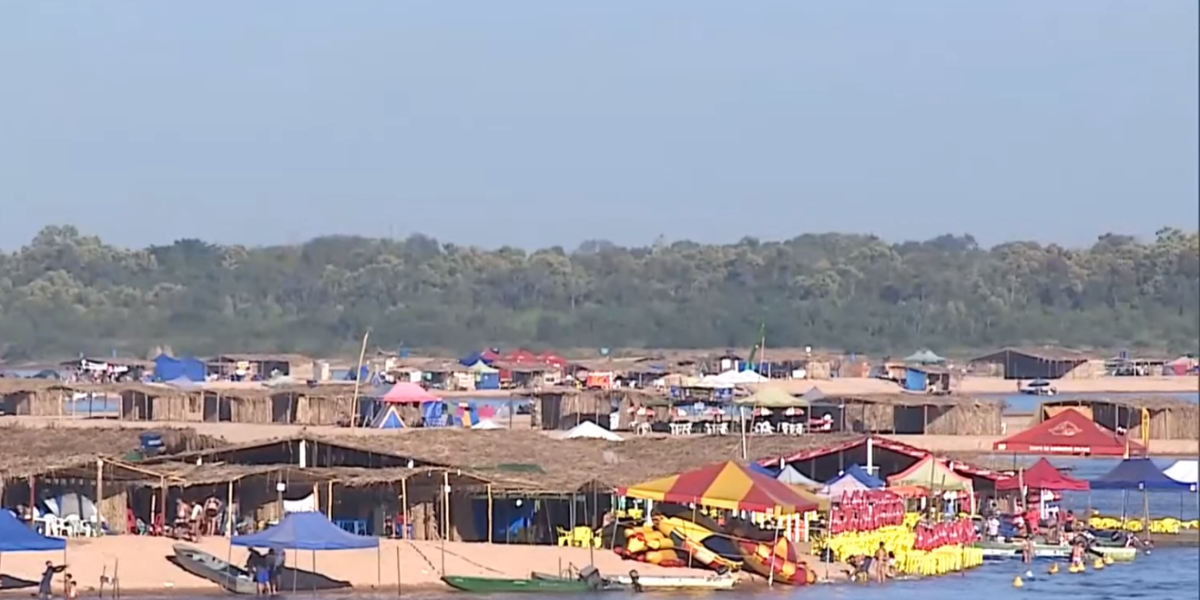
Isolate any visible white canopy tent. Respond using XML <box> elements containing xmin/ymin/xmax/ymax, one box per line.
<box><xmin>1164</xmin><ymin>459</ymin><xmax>1198</xmax><ymax>485</ymax></box>
<box><xmin>565</xmin><ymin>421</ymin><xmax>624</xmax><ymax>441</ymax></box>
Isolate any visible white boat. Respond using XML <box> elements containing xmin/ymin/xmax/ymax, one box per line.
<box><xmin>609</xmin><ymin>574</ymin><xmax>738</xmax><ymax>590</ymax></box>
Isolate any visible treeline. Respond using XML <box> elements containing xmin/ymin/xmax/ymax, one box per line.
<box><xmin>0</xmin><ymin>226</ymin><xmax>1196</xmax><ymax>360</ymax></box>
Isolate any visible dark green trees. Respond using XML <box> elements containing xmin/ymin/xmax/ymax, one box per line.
<box><xmin>0</xmin><ymin>226</ymin><xmax>1195</xmax><ymax>358</ymax></box>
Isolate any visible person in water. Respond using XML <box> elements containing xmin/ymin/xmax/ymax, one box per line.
<box><xmin>873</xmin><ymin>542</ymin><xmax>889</xmax><ymax>582</ymax></box>
<box><xmin>1069</xmin><ymin>540</ymin><xmax>1085</xmax><ymax>569</ymax></box>
<box><xmin>38</xmin><ymin>561</ymin><xmax>67</xmax><ymax>600</ymax></box>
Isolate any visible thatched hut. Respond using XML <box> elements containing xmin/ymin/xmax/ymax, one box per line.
<box><xmin>1037</xmin><ymin>396</ymin><xmax>1200</xmax><ymax>441</ymax></box>
<box><xmin>529</xmin><ymin>388</ymin><xmax>662</xmax><ymax>430</ymax></box>
<box><xmin>820</xmin><ymin>394</ymin><xmax>1003</xmax><ymax>435</ymax></box>
<box><xmin>0</xmin><ymin>379</ymin><xmax>64</xmax><ymax>416</ymax></box>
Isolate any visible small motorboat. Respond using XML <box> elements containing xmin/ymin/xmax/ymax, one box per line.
<box><xmin>444</xmin><ymin>575</ymin><xmax>612</xmax><ymax>594</ymax></box>
<box><xmin>1018</xmin><ymin>379</ymin><xmax>1057</xmax><ymax>396</ymax></box>
<box><xmin>172</xmin><ymin>544</ymin><xmax>257</xmax><ymax>595</ymax></box>
<box><xmin>607</xmin><ymin>573</ymin><xmax>738</xmax><ymax>590</ymax></box>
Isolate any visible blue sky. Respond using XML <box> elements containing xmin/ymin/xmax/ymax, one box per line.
<box><xmin>1</xmin><ymin>1</ymin><xmax>1195</xmax><ymax>250</ymax></box>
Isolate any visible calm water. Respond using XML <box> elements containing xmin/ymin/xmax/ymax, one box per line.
<box><xmin>995</xmin><ymin>391</ymin><xmax>1199</xmax><ymax>414</ymax></box>
<box><xmin>117</xmin><ymin>547</ymin><xmax>1200</xmax><ymax>600</ymax></box>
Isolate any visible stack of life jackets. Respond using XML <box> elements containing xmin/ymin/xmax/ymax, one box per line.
<box><xmin>828</xmin><ymin>490</ymin><xmax>905</xmax><ymax>535</ymax></box>
<box><xmin>913</xmin><ymin>519</ymin><xmax>977</xmax><ymax>551</ymax></box>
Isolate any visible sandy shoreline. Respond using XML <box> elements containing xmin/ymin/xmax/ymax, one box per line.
<box><xmin>0</xmin><ymin>536</ymin><xmax>828</xmax><ymax>596</ymax></box>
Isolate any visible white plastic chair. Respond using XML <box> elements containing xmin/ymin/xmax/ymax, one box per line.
<box><xmin>63</xmin><ymin>514</ymin><xmax>87</xmax><ymax>537</ymax></box>
<box><xmin>41</xmin><ymin>514</ymin><xmax>65</xmax><ymax>537</ymax></box>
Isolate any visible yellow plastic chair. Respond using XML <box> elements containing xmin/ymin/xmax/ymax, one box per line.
<box><xmin>556</xmin><ymin>526</ymin><xmax>572</xmax><ymax>546</ymax></box>
<box><xmin>572</xmin><ymin>526</ymin><xmax>594</xmax><ymax>548</ymax></box>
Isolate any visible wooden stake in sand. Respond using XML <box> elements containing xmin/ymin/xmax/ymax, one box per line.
<box><xmin>395</xmin><ymin>546</ymin><xmax>403</xmax><ymax>597</ymax></box>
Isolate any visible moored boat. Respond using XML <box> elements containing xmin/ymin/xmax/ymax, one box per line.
<box><xmin>442</xmin><ymin>575</ymin><xmax>598</xmax><ymax>593</ymax></box>
<box><xmin>532</xmin><ymin>571</ymin><xmax>736</xmax><ymax>591</ymax></box>
<box><xmin>609</xmin><ymin>573</ymin><xmax>738</xmax><ymax>590</ymax></box>
<box><xmin>974</xmin><ymin>541</ymin><xmax>1137</xmax><ymax>562</ymax></box>
<box><xmin>172</xmin><ymin>543</ymin><xmax>257</xmax><ymax>595</ymax></box>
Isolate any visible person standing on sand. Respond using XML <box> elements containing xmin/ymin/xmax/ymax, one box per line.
<box><xmin>38</xmin><ymin>561</ymin><xmax>67</xmax><ymax>600</ymax></box>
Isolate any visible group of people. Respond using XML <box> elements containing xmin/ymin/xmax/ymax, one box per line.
<box><xmin>845</xmin><ymin>542</ymin><xmax>895</xmax><ymax>584</ymax></box>
<box><xmin>173</xmin><ymin>497</ymin><xmax>225</xmax><ymax>539</ymax></box>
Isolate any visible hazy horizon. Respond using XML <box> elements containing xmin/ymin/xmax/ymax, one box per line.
<box><xmin>2</xmin><ymin>1</ymin><xmax>1196</xmax><ymax>251</ymax></box>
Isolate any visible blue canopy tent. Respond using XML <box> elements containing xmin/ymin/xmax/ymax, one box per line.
<box><xmin>1090</xmin><ymin>458</ymin><xmax>1196</xmax><ymax>527</ymax></box>
<box><xmin>0</xmin><ymin>509</ymin><xmax>67</xmax><ymax>581</ymax></box>
<box><xmin>1091</xmin><ymin>459</ymin><xmax>1195</xmax><ymax>491</ymax></box>
<box><xmin>232</xmin><ymin>512</ymin><xmax>379</xmax><ymax>591</ymax></box>
<box><xmin>0</xmin><ymin>510</ymin><xmax>66</xmax><ymax>552</ymax></box>
<box><xmin>153</xmin><ymin>354</ymin><xmax>206</xmax><ymax>382</ymax></box>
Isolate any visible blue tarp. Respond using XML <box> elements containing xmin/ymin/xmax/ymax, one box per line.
<box><xmin>154</xmin><ymin>354</ymin><xmax>205</xmax><ymax>382</ymax></box>
<box><xmin>749</xmin><ymin>462</ymin><xmax>781</xmax><ymax>479</ymax></box>
<box><xmin>459</xmin><ymin>351</ymin><xmax>495</xmax><ymax>366</ymax></box>
<box><xmin>0</xmin><ymin>509</ymin><xmax>66</xmax><ymax>552</ymax></box>
<box><xmin>232</xmin><ymin>512</ymin><xmax>378</xmax><ymax>550</ymax></box>
<box><xmin>825</xmin><ymin>464</ymin><xmax>885</xmax><ymax>489</ymax></box>
<box><xmin>1090</xmin><ymin>459</ymin><xmax>1197</xmax><ymax>491</ymax></box>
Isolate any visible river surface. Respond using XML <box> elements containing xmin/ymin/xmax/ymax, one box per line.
<box><xmin>993</xmin><ymin>391</ymin><xmax>1199</xmax><ymax>414</ymax></box>
<box><xmin>108</xmin><ymin>545</ymin><xmax>1200</xmax><ymax>600</ymax></box>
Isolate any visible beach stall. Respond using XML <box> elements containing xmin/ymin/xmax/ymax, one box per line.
<box><xmin>616</xmin><ymin>461</ymin><xmax>820</xmax><ymax>585</ymax></box>
<box><xmin>1089</xmin><ymin>458</ymin><xmax>1197</xmax><ymax>535</ymax></box>
<box><xmin>992</xmin><ymin>408</ymin><xmax>1142</xmax><ymax>457</ymax></box>
<box><xmin>232</xmin><ymin>511</ymin><xmax>379</xmax><ymax>591</ymax></box>
<box><xmin>886</xmin><ymin>455</ymin><xmax>974</xmax><ymax>515</ymax></box>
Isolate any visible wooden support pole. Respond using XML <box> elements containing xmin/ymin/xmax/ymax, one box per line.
<box><xmin>327</xmin><ymin>481</ymin><xmax>334</xmax><ymax>519</ymax></box>
<box><xmin>487</xmin><ymin>485</ymin><xmax>494</xmax><ymax>543</ymax></box>
<box><xmin>400</xmin><ymin>478</ymin><xmax>409</xmax><ymax>539</ymax></box>
<box><xmin>226</xmin><ymin>480</ymin><xmax>235</xmax><ymax>538</ymax></box>
<box><xmin>95</xmin><ymin>458</ymin><xmax>104</xmax><ymax>527</ymax></box>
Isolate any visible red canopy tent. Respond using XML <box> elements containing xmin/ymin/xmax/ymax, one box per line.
<box><xmin>995</xmin><ymin>458</ymin><xmax>1089</xmax><ymax>491</ymax></box>
<box><xmin>381</xmin><ymin>382</ymin><xmax>437</xmax><ymax>404</ymax></box>
<box><xmin>993</xmin><ymin>409</ymin><xmax>1143</xmax><ymax>457</ymax></box>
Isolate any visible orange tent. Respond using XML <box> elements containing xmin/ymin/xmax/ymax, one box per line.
<box><xmin>616</xmin><ymin>461</ymin><xmax>819</xmax><ymax>515</ymax></box>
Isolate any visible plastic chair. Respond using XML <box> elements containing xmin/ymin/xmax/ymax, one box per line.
<box><xmin>555</xmin><ymin>527</ymin><xmax>572</xmax><ymax>546</ymax></box>
<box><xmin>41</xmin><ymin>515</ymin><xmax>65</xmax><ymax>537</ymax></box>
<box><xmin>571</xmin><ymin>526</ymin><xmax>593</xmax><ymax>548</ymax></box>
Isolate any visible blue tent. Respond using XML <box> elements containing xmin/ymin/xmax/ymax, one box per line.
<box><xmin>1090</xmin><ymin>459</ymin><xmax>1197</xmax><ymax>491</ymax></box>
<box><xmin>826</xmin><ymin>464</ymin><xmax>885</xmax><ymax>489</ymax></box>
<box><xmin>370</xmin><ymin>405</ymin><xmax>405</xmax><ymax>429</ymax></box>
<box><xmin>749</xmin><ymin>462</ymin><xmax>781</xmax><ymax>479</ymax></box>
<box><xmin>154</xmin><ymin>354</ymin><xmax>206</xmax><ymax>382</ymax></box>
<box><xmin>0</xmin><ymin>509</ymin><xmax>66</xmax><ymax>552</ymax></box>
<box><xmin>232</xmin><ymin>512</ymin><xmax>378</xmax><ymax>550</ymax></box>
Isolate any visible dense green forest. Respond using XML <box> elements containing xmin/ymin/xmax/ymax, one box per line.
<box><xmin>0</xmin><ymin>226</ymin><xmax>1196</xmax><ymax>360</ymax></box>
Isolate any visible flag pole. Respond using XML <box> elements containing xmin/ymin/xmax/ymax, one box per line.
<box><xmin>350</xmin><ymin>328</ymin><xmax>372</xmax><ymax>428</ymax></box>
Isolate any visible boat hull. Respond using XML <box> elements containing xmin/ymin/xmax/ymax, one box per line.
<box><xmin>975</xmin><ymin>542</ymin><xmax>1137</xmax><ymax>562</ymax></box>
<box><xmin>443</xmin><ymin>575</ymin><xmax>594</xmax><ymax>593</ymax></box>
<box><xmin>172</xmin><ymin>544</ymin><xmax>257</xmax><ymax>595</ymax></box>
<box><xmin>609</xmin><ymin>574</ymin><xmax>737</xmax><ymax>590</ymax></box>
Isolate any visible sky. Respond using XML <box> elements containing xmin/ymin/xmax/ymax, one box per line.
<box><xmin>1</xmin><ymin>1</ymin><xmax>1196</xmax><ymax>251</ymax></box>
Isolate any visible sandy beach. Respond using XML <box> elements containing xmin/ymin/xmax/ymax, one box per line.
<box><xmin>0</xmin><ymin>536</ymin><xmax>828</xmax><ymax>595</ymax></box>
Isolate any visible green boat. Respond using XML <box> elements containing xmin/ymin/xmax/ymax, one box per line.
<box><xmin>442</xmin><ymin>575</ymin><xmax>596</xmax><ymax>594</ymax></box>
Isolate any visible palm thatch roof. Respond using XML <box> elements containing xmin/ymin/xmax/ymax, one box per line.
<box><xmin>0</xmin><ymin>424</ymin><xmax>226</xmax><ymax>477</ymax></box>
<box><xmin>318</xmin><ymin>429</ymin><xmax>861</xmax><ymax>492</ymax></box>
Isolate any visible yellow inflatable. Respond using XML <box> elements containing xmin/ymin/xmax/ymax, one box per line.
<box><xmin>1088</xmin><ymin>515</ymin><xmax>1200</xmax><ymax>534</ymax></box>
<box><xmin>821</xmin><ymin>515</ymin><xmax>983</xmax><ymax>578</ymax></box>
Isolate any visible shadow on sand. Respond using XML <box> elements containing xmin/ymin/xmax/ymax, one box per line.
<box><xmin>165</xmin><ymin>556</ymin><xmax>352</xmax><ymax>593</ymax></box>
<box><xmin>0</xmin><ymin>573</ymin><xmax>39</xmax><ymax>591</ymax></box>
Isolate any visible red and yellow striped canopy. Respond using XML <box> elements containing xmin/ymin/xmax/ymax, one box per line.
<box><xmin>616</xmin><ymin>461</ymin><xmax>819</xmax><ymax>515</ymax></box>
